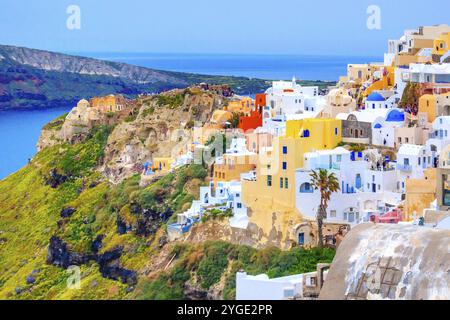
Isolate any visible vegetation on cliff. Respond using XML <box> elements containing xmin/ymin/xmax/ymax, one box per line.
<box><xmin>133</xmin><ymin>241</ymin><xmax>335</xmax><ymax>300</ymax></box>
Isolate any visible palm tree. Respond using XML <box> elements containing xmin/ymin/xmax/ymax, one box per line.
<box><xmin>310</xmin><ymin>169</ymin><xmax>340</xmax><ymax>247</ymax></box>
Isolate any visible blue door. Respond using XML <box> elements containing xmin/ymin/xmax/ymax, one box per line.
<box><xmin>298</xmin><ymin>233</ymin><xmax>305</xmax><ymax>245</ymax></box>
<box><xmin>355</xmin><ymin>174</ymin><xmax>362</xmax><ymax>189</ymax></box>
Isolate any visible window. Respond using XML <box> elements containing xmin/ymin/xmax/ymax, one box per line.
<box><xmin>280</xmin><ymin>177</ymin><xmax>284</xmax><ymax>188</ymax></box>
<box><xmin>404</xmin><ymin>158</ymin><xmax>410</xmax><ymax>166</ymax></box>
<box><xmin>282</xmin><ymin>162</ymin><xmax>287</xmax><ymax>170</ymax></box>
<box><xmin>267</xmin><ymin>175</ymin><xmax>272</xmax><ymax>187</ymax></box>
<box><xmin>405</xmin><ymin>137</ymin><xmax>409</xmax><ymax>143</ymax></box>
<box><xmin>330</xmin><ymin>210</ymin><xmax>336</xmax><ymax>218</ymax></box>
<box><xmin>336</xmin><ymin>155</ymin><xmax>342</xmax><ymax>162</ymax></box>
<box><xmin>300</xmin><ymin>183</ymin><xmax>313</xmax><ymax>193</ymax></box>
<box><xmin>283</xmin><ymin>146</ymin><xmax>288</xmax><ymax>154</ymax></box>
<box><xmin>302</xmin><ymin>130</ymin><xmax>310</xmax><ymax>138</ymax></box>
<box><xmin>237</xmin><ymin>203</ymin><xmax>242</xmax><ymax>209</ymax></box>
<box><xmin>236</xmin><ymin>193</ymin><xmax>240</xmax><ymax>198</ymax></box>
<box><xmin>335</xmin><ymin>128</ymin><xmax>338</xmax><ymax>135</ymax></box>
<box><xmin>418</xmin><ymin>158</ymin><xmax>421</xmax><ymax>165</ymax></box>
<box><xmin>285</xmin><ymin>178</ymin><xmax>289</xmax><ymax>189</ymax></box>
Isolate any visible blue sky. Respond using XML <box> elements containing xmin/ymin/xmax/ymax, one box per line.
<box><xmin>0</xmin><ymin>0</ymin><xmax>449</xmax><ymax>55</ymax></box>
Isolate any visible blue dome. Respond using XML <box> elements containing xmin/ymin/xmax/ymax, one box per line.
<box><xmin>386</xmin><ymin>109</ymin><xmax>405</xmax><ymax>122</ymax></box>
<box><xmin>374</xmin><ymin>123</ymin><xmax>382</xmax><ymax>129</ymax></box>
<box><xmin>367</xmin><ymin>92</ymin><xmax>386</xmax><ymax>102</ymax></box>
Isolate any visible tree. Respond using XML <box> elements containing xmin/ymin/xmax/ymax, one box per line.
<box><xmin>310</xmin><ymin>169</ymin><xmax>340</xmax><ymax>247</ymax></box>
<box><xmin>230</xmin><ymin>112</ymin><xmax>242</xmax><ymax>128</ymax></box>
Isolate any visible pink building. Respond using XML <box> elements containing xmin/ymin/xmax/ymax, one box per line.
<box><xmin>245</xmin><ymin>131</ymin><xmax>273</xmax><ymax>154</ymax></box>
<box><xmin>370</xmin><ymin>208</ymin><xmax>403</xmax><ymax>224</ymax></box>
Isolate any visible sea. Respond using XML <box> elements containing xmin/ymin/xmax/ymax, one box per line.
<box><xmin>0</xmin><ymin>53</ymin><xmax>381</xmax><ymax>179</ymax></box>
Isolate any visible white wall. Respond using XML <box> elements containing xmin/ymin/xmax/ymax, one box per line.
<box><xmin>236</xmin><ymin>272</ymin><xmax>303</xmax><ymax>300</ymax></box>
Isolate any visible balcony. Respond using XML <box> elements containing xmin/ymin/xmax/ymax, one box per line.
<box><xmin>316</xmin><ymin>163</ymin><xmax>341</xmax><ymax>170</ymax></box>
<box><xmin>396</xmin><ymin>163</ymin><xmax>412</xmax><ymax>172</ymax></box>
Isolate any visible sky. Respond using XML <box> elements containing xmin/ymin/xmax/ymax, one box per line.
<box><xmin>0</xmin><ymin>0</ymin><xmax>449</xmax><ymax>56</ymax></box>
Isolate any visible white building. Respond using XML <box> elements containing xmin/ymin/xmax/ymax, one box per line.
<box><xmin>171</xmin><ymin>151</ymin><xmax>194</xmax><ymax>169</ymax></box>
<box><xmin>395</xmin><ymin>144</ymin><xmax>435</xmax><ymax>193</ymax></box>
<box><xmin>410</xmin><ymin>63</ymin><xmax>450</xmax><ymax>84</ymax></box>
<box><xmin>167</xmin><ymin>180</ymin><xmax>249</xmax><ymax>241</ymax></box>
<box><xmin>295</xmin><ymin>147</ymin><xmax>400</xmax><ymax>225</ymax></box>
<box><xmin>426</xmin><ymin>116</ymin><xmax>450</xmax><ymax>156</ymax></box>
<box><xmin>364</xmin><ymin>92</ymin><xmax>398</xmax><ymax>111</ymax></box>
<box><xmin>261</xmin><ymin>112</ymin><xmax>286</xmax><ymax>137</ymax></box>
<box><xmin>371</xmin><ymin>108</ymin><xmax>406</xmax><ymax>148</ymax></box>
<box><xmin>236</xmin><ymin>271</ymin><xmax>326</xmax><ymax>300</ymax></box>
<box><xmin>265</xmin><ymin>79</ymin><xmax>322</xmax><ymax>117</ymax></box>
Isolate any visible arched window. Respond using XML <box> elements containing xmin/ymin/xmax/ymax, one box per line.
<box><xmin>302</xmin><ymin>130</ymin><xmax>310</xmax><ymax>138</ymax></box>
<box><xmin>300</xmin><ymin>183</ymin><xmax>313</xmax><ymax>193</ymax></box>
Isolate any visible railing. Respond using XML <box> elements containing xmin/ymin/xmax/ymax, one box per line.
<box><xmin>395</xmin><ymin>163</ymin><xmax>412</xmax><ymax>172</ymax></box>
<box><xmin>315</xmin><ymin>163</ymin><xmax>341</xmax><ymax>170</ymax></box>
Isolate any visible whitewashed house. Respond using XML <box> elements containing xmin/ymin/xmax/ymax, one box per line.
<box><xmin>364</xmin><ymin>92</ymin><xmax>398</xmax><ymax>111</ymax></box>
<box><xmin>265</xmin><ymin>79</ymin><xmax>322</xmax><ymax>117</ymax></box>
<box><xmin>371</xmin><ymin>108</ymin><xmax>406</xmax><ymax>148</ymax></box>
<box><xmin>294</xmin><ymin>147</ymin><xmax>398</xmax><ymax>225</ymax></box>
<box><xmin>167</xmin><ymin>180</ymin><xmax>249</xmax><ymax>241</ymax></box>
<box><xmin>426</xmin><ymin>116</ymin><xmax>450</xmax><ymax>158</ymax></box>
<box><xmin>395</xmin><ymin>144</ymin><xmax>435</xmax><ymax>193</ymax></box>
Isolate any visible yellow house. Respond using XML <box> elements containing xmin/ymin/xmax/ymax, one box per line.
<box><xmin>213</xmin><ymin>153</ymin><xmax>257</xmax><ymax>186</ymax></box>
<box><xmin>433</xmin><ymin>32</ymin><xmax>450</xmax><ymax>56</ymax></box>
<box><xmin>153</xmin><ymin>157</ymin><xmax>174</xmax><ymax>173</ymax></box>
<box><xmin>242</xmin><ymin>118</ymin><xmax>342</xmax><ymax>211</ymax></box>
<box><xmin>363</xmin><ymin>66</ymin><xmax>395</xmax><ymax>97</ymax></box>
<box><xmin>418</xmin><ymin>93</ymin><xmax>450</xmax><ymax>122</ymax></box>
<box><xmin>404</xmin><ymin>169</ymin><xmax>437</xmax><ymax>221</ymax></box>
<box><xmin>225</xmin><ymin>97</ymin><xmax>255</xmax><ymax>115</ymax></box>
<box><xmin>90</xmin><ymin>94</ymin><xmax>128</xmax><ymax>113</ymax></box>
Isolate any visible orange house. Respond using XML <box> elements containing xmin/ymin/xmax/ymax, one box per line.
<box><xmin>255</xmin><ymin>93</ymin><xmax>266</xmax><ymax>108</ymax></box>
<box><xmin>238</xmin><ymin>107</ymin><xmax>263</xmax><ymax>132</ymax></box>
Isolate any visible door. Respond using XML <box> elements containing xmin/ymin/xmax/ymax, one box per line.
<box><xmin>355</xmin><ymin>174</ymin><xmax>362</xmax><ymax>189</ymax></box>
<box><xmin>298</xmin><ymin>233</ymin><xmax>305</xmax><ymax>245</ymax></box>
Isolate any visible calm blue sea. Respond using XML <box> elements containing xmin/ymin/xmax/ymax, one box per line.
<box><xmin>83</xmin><ymin>53</ymin><xmax>381</xmax><ymax>81</ymax></box>
<box><xmin>0</xmin><ymin>53</ymin><xmax>381</xmax><ymax>179</ymax></box>
<box><xmin>0</xmin><ymin>107</ymin><xmax>72</xmax><ymax>179</ymax></box>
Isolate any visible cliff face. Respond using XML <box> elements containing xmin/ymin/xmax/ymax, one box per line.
<box><xmin>0</xmin><ymin>45</ymin><xmax>183</xmax><ymax>84</ymax></box>
<box><xmin>0</xmin><ymin>44</ymin><xmax>271</xmax><ymax>110</ymax></box>
<box><xmin>37</xmin><ymin>87</ymin><xmax>226</xmax><ymax>183</ymax></box>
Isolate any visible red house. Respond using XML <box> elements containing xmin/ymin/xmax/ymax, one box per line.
<box><xmin>238</xmin><ymin>94</ymin><xmax>265</xmax><ymax>132</ymax></box>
